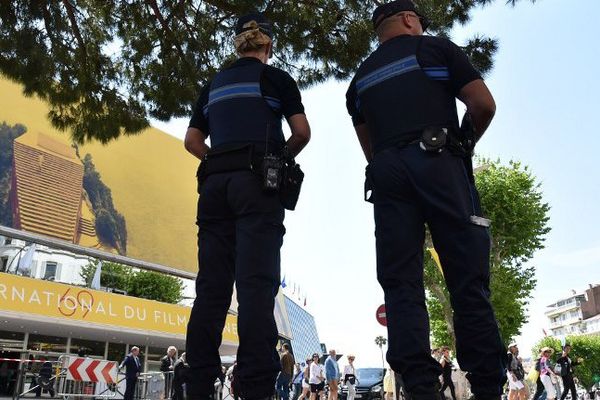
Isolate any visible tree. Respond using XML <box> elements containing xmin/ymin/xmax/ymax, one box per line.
<box><xmin>80</xmin><ymin>261</ymin><xmax>184</xmax><ymax>304</ymax></box>
<box><xmin>0</xmin><ymin>0</ymin><xmax>533</xmax><ymax>143</ymax></box>
<box><xmin>375</xmin><ymin>335</ymin><xmax>387</xmax><ymax>369</ymax></box>
<box><xmin>81</xmin><ymin>154</ymin><xmax>128</xmax><ymax>254</ymax></box>
<box><xmin>534</xmin><ymin>336</ymin><xmax>600</xmax><ymax>393</ymax></box>
<box><xmin>128</xmin><ymin>270</ymin><xmax>184</xmax><ymax>304</ymax></box>
<box><xmin>0</xmin><ymin>122</ymin><xmax>26</xmax><ymax>226</ymax></box>
<box><xmin>80</xmin><ymin>260</ymin><xmax>132</xmax><ymax>292</ymax></box>
<box><xmin>425</xmin><ymin>160</ymin><xmax>550</xmax><ymax>349</ymax></box>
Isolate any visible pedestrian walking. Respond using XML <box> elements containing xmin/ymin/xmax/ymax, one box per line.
<box><xmin>343</xmin><ymin>355</ymin><xmax>357</xmax><ymax>400</ymax></box>
<box><xmin>34</xmin><ymin>358</ymin><xmax>55</xmax><ymax>398</ymax></box>
<box><xmin>439</xmin><ymin>347</ymin><xmax>457</xmax><ymax>400</ymax></box>
<box><xmin>506</xmin><ymin>343</ymin><xmax>527</xmax><ymax>400</ymax></box>
<box><xmin>172</xmin><ymin>353</ymin><xmax>188</xmax><ymax>400</ymax></box>
<box><xmin>160</xmin><ymin>346</ymin><xmax>177</xmax><ymax>398</ymax></box>
<box><xmin>557</xmin><ymin>344</ymin><xmax>583</xmax><ymax>400</ymax></box>
<box><xmin>184</xmin><ymin>10</ymin><xmax>311</xmax><ymax>400</ymax></box>
<box><xmin>325</xmin><ymin>350</ymin><xmax>340</xmax><ymax>400</ymax></box>
<box><xmin>539</xmin><ymin>348</ymin><xmax>558</xmax><ymax>400</ymax></box>
<box><xmin>345</xmin><ymin>1</ymin><xmax>506</xmax><ymax>399</ymax></box>
<box><xmin>292</xmin><ymin>363</ymin><xmax>304</xmax><ymax>400</ymax></box>
<box><xmin>298</xmin><ymin>359</ymin><xmax>312</xmax><ymax>400</ymax></box>
<box><xmin>277</xmin><ymin>343</ymin><xmax>296</xmax><ymax>400</ymax></box>
<box><xmin>119</xmin><ymin>347</ymin><xmax>141</xmax><ymax>400</ymax></box>
<box><xmin>309</xmin><ymin>354</ymin><xmax>325</xmax><ymax>400</ymax></box>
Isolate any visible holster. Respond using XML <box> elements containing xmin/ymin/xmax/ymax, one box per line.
<box><xmin>280</xmin><ymin>160</ymin><xmax>304</xmax><ymax>211</ymax></box>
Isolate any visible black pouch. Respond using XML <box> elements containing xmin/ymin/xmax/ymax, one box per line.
<box><xmin>419</xmin><ymin>127</ymin><xmax>447</xmax><ymax>152</ymax></box>
<box><xmin>280</xmin><ymin>160</ymin><xmax>304</xmax><ymax>211</ymax></box>
<box><xmin>204</xmin><ymin>144</ymin><xmax>254</xmax><ymax>175</ymax></box>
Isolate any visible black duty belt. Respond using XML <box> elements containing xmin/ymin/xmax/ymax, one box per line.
<box><xmin>201</xmin><ymin>144</ymin><xmax>265</xmax><ymax>177</ymax></box>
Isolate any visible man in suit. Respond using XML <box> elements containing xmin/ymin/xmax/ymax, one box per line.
<box><xmin>120</xmin><ymin>346</ymin><xmax>141</xmax><ymax>400</ymax></box>
<box><xmin>160</xmin><ymin>346</ymin><xmax>177</xmax><ymax>398</ymax></box>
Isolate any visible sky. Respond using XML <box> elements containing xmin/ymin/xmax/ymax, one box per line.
<box><xmin>153</xmin><ymin>0</ymin><xmax>600</xmax><ymax>367</ymax></box>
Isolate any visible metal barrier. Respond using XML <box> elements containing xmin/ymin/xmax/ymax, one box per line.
<box><xmin>13</xmin><ymin>359</ymin><xmax>62</xmax><ymax>400</ymax></box>
<box><xmin>55</xmin><ymin>356</ymin><xmax>118</xmax><ymax>400</ymax></box>
<box><xmin>10</xmin><ymin>360</ymin><xmax>198</xmax><ymax>400</ymax></box>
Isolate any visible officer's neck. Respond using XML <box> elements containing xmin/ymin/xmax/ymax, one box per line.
<box><xmin>378</xmin><ymin>31</ymin><xmax>418</xmax><ymax>44</ymax></box>
<box><xmin>239</xmin><ymin>51</ymin><xmax>268</xmax><ymax>64</ymax></box>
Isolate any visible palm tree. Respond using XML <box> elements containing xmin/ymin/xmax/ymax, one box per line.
<box><xmin>375</xmin><ymin>335</ymin><xmax>387</xmax><ymax>368</ymax></box>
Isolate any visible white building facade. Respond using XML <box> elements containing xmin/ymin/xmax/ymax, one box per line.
<box><xmin>546</xmin><ymin>285</ymin><xmax>600</xmax><ymax>337</ymax></box>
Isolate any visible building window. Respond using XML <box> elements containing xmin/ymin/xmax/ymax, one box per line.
<box><xmin>0</xmin><ymin>256</ymin><xmax>8</xmax><ymax>273</ymax></box>
<box><xmin>43</xmin><ymin>262</ymin><xmax>58</xmax><ymax>281</ymax></box>
<box><xmin>0</xmin><ymin>330</ymin><xmax>25</xmax><ymax>351</ymax></box>
<box><xmin>70</xmin><ymin>338</ymin><xmax>106</xmax><ymax>358</ymax></box>
<box><xmin>27</xmin><ymin>333</ymin><xmax>68</xmax><ymax>354</ymax></box>
<box><xmin>107</xmin><ymin>343</ymin><xmax>127</xmax><ymax>363</ymax></box>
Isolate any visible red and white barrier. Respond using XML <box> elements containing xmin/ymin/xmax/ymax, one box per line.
<box><xmin>65</xmin><ymin>357</ymin><xmax>117</xmax><ymax>384</ymax></box>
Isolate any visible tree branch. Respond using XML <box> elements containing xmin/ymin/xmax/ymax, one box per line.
<box><xmin>61</xmin><ymin>0</ymin><xmax>86</xmax><ymax>58</ymax></box>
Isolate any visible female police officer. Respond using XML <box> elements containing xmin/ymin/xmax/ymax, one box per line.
<box><xmin>183</xmin><ymin>12</ymin><xmax>311</xmax><ymax>400</ymax></box>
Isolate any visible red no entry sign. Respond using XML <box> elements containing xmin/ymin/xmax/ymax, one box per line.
<box><xmin>376</xmin><ymin>304</ymin><xmax>387</xmax><ymax>326</ymax></box>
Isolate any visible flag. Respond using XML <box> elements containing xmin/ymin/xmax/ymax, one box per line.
<box><xmin>281</xmin><ymin>275</ymin><xmax>287</xmax><ymax>288</ymax></box>
<box><xmin>16</xmin><ymin>243</ymin><xmax>37</xmax><ymax>274</ymax></box>
<box><xmin>542</xmin><ymin>328</ymin><xmax>548</xmax><ymax>337</ymax></box>
<box><xmin>91</xmin><ymin>261</ymin><xmax>103</xmax><ymax>290</ymax></box>
<box><xmin>293</xmin><ymin>283</ymin><xmax>296</xmax><ymax>294</ymax></box>
<box><xmin>304</xmin><ymin>296</ymin><xmax>307</xmax><ymax>307</ymax></box>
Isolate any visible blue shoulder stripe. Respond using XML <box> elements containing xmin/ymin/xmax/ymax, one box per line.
<box><xmin>208</xmin><ymin>82</ymin><xmax>262</xmax><ymax>106</ymax></box>
<box><xmin>356</xmin><ymin>55</ymin><xmax>420</xmax><ymax>95</ymax></box>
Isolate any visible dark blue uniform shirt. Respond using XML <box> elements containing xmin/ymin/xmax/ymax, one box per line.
<box><xmin>346</xmin><ymin>35</ymin><xmax>481</xmax><ymax>127</ymax></box>
<box><xmin>189</xmin><ymin>57</ymin><xmax>305</xmax><ymax>134</ymax></box>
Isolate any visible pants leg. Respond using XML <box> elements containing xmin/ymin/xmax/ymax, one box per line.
<box><xmin>277</xmin><ymin>374</ymin><xmax>292</xmax><ymax>400</ymax></box>
<box><xmin>561</xmin><ymin>377</ymin><xmax>576</xmax><ymax>400</ymax></box>
<box><xmin>229</xmin><ymin>172</ymin><xmax>285</xmax><ymax>400</ymax></box>
<box><xmin>533</xmin><ymin>378</ymin><xmax>545</xmax><ymax>400</ymax></box>
<box><xmin>348</xmin><ymin>383</ymin><xmax>356</xmax><ymax>400</ymax></box>
<box><xmin>186</xmin><ymin>175</ymin><xmax>236</xmax><ymax>398</ymax></box>
<box><xmin>370</xmin><ymin>147</ymin><xmax>442</xmax><ymax>392</ymax></box>
<box><xmin>125</xmin><ymin>378</ymin><xmax>137</xmax><ymax>400</ymax></box>
<box><xmin>408</xmin><ymin>148</ymin><xmax>505</xmax><ymax>398</ymax></box>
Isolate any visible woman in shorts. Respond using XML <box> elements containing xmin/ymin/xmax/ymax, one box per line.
<box><xmin>309</xmin><ymin>353</ymin><xmax>325</xmax><ymax>400</ymax></box>
<box><xmin>298</xmin><ymin>359</ymin><xmax>312</xmax><ymax>400</ymax></box>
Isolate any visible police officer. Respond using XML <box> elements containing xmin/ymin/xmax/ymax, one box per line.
<box><xmin>184</xmin><ymin>11</ymin><xmax>311</xmax><ymax>400</ymax></box>
<box><xmin>345</xmin><ymin>1</ymin><xmax>505</xmax><ymax>400</ymax></box>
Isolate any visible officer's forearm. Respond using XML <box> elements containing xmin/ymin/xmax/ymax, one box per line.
<box><xmin>354</xmin><ymin>124</ymin><xmax>372</xmax><ymax>162</ymax></box>
<box><xmin>286</xmin><ymin>134</ymin><xmax>309</xmax><ymax>157</ymax></box>
<box><xmin>286</xmin><ymin>114</ymin><xmax>311</xmax><ymax>157</ymax></box>
<box><xmin>469</xmin><ymin>106</ymin><xmax>495</xmax><ymax>141</ymax></box>
<box><xmin>458</xmin><ymin>79</ymin><xmax>496</xmax><ymax>141</ymax></box>
<box><xmin>184</xmin><ymin>127</ymin><xmax>210</xmax><ymax>160</ymax></box>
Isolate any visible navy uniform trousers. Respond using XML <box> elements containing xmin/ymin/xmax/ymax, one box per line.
<box><xmin>369</xmin><ymin>144</ymin><xmax>506</xmax><ymax>398</ymax></box>
<box><xmin>186</xmin><ymin>170</ymin><xmax>285</xmax><ymax>400</ymax></box>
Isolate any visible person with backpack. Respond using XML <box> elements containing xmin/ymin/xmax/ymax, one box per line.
<box><xmin>556</xmin><ymin>344</ymin><xmax>583</xmax><ymax>400</ymax></box>
<box><xmin>507</xmin><ymin>343</ymin><xmax>527</xmax><ymax>400</ymax></box>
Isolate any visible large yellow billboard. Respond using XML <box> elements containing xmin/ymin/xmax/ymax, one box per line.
<box><xmin>0</xmin><ymin>272</ymin><xmax>238</xmax><ymax>343</ymax></box>
<box><xmin>0</xmin><ymin>77</ymin><xmax>199</xmax><ymax>274</ymax></box>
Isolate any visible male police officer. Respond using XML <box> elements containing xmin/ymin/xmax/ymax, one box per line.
<box><xmin>345</xmin><ymin>1</ymin><xmax>506</xmax><ymax>400</ymax></box>
<box><xmin>184</xmin><ymin>12</ymin><xmax>311</xmax><ymax>400</ymax></box>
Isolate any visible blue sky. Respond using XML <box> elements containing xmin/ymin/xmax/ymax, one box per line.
<box><xmin>155</xmin><ymin>0</ymin><xmax>600</xmax><ymax>366</ymax></box>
